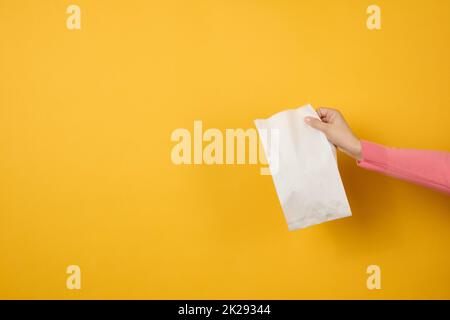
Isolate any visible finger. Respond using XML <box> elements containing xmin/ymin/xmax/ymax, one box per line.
<box><xmin>316</xmin><ymin>107</ymin><xmax>337</xmax><ymax>123</ymax></box>
<box><xmin>304</xmin><ymin>117</ymin><xmax>328</xmax><ymax>132</ymax></box>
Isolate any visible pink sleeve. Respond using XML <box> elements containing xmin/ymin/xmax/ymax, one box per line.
<box><xmin>357</xmin><ymin>140</ymin><xmax>450</xmax><ymax>195</ymax></box>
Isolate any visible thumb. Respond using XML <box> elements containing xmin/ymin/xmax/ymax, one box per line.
<box><xmin>304</xmin><ymin>117</ymin><xmax>328</xmax><ymax>132</ymax></box>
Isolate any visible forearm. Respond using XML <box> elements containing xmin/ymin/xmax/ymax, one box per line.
<box><xmin>357</xmin><ymin>140</ymin><xmax>450</xmax><ymax>194</ymax></box>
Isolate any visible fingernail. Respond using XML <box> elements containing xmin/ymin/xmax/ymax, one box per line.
<box><xmin>305</xmin><ymin>117</ymin><xmax>311</xmax><ymax>122</ymax></box>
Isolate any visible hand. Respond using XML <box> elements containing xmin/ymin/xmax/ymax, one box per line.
<box><xmin>304</xmin><ymin>108</ymin><xmax>362</xmax><ymax>160</ymax></box>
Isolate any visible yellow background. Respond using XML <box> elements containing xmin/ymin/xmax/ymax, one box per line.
<box><xmin>1</xmin><ymin>0</ymin><xmax>449</xmax><ymax>299</ymax></box>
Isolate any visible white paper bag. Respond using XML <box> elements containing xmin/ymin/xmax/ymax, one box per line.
<box><xmin>255</xmin><ymin>104</ymin><xmax>352</xmax><ymax>231</ymax></box>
